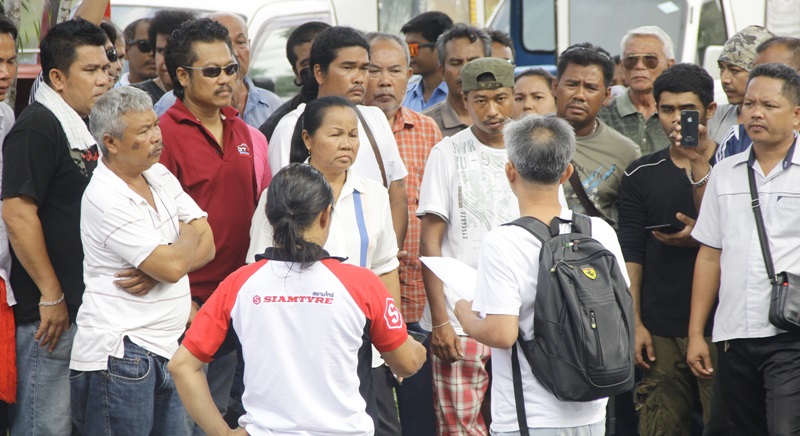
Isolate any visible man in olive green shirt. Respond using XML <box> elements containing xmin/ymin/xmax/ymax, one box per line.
<box><xmin>600</xmin><ymin>26</ymin><xmax>674</xmax><ymax>155</ymax></box>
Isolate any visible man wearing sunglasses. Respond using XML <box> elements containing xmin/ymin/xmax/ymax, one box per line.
<box><xmin>158</xmin><ymin>19</ymin><xmax>258</xmax><ymax>434</ymax></box>
<box><xmin>600</xmin><ymin>26</ymin><xmax>675</xmax><ymax>156</ymax></box>
<box><xmin>401</xmin><ymin>12</ymin><xmax>453</xmax><ymax>112</ymax></box>
<box><xmin>132</xmin><ymin>10</ymin><xmax>196</xmax><ymax>104</ymax></box>
<box><xmin>119</xmin><ymin>18</ymin><xmax>156</xmax><ymax>87</ymax></box>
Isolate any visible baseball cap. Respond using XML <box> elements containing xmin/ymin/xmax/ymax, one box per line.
<box><xmin>461</xmin><ymin>57</ymin><xmax>515</xmax><ymax>92</ymax></box>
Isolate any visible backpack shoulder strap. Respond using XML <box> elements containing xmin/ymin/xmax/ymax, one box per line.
<box><xmin>511</xmin><ymin>335</ymin><xmax>531</xmax><ymax>436</ymax></box>
<box><xmin>504</xmin><ymin>216</ymin><xmax>552</xmax><ymax>244</ymax></box>
<box><xmin>571</xmin><ymin>213</ymin><xmax>593</xmax><ymax>236</ymax></box>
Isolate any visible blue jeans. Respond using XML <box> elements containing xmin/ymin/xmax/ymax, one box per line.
<box><xmin>70</xmin><ymin>337</ymin><xmax>187</xmax><ymax>436</ymax></box>
<box><xmin>9</xmin><ymin>321</ymin><xmax>76</xmax><ymax>436</ymax></box>
<box><xmin>491</xmin><ymin>420</ymin><xmax>605</xmax><ymax>436</ymax></box>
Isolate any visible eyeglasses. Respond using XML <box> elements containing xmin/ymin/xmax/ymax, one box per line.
<box><xmin>623</xmin><ymin>54</ymin><xmax>660</xmax><ymax>70</ymax></box>
<box><xmin>128</xmin><ymin>39</ymin><xmax>153</xmax><ymax>53</ymax></box>
<box><xmin>106</xmin><ymin>47</ymin><xmax>118</xmax><ymax>63</ymax></box>
<box><xmin>408</xmin><ymin>42</ymin><xmax>436</xmax><ymax>57</ymax></box>
<box><xmin>182</xmin><ymin>63</ymin><xmax>240</xmax><ymax>78</ymax></box>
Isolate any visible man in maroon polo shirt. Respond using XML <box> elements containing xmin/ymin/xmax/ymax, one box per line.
<box><xmin>158</xmin><ymin>18</ymin><xmax>256</xmax><ymax>433</ymax></box>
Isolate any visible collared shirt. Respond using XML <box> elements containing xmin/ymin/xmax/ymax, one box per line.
<box><xmin>403</xmin><ymin>79</ymin><xmax>448</xmax><ymax>112</ymax></box>
<box><xmin>391</xmin><ymin>107</ymin><xmax>442</xmax><ymax>323</ymax></box>
<box><xmin>269</xmin><ymin>104</ymin><xmax>408</xmax><ymax>185</ymax></box>
<box><xmin>693</xmin><ymin>136</ymin><xmax>800</xmax><ymax>341</ymax></box>
<box><xmin>71</xmin><ymin>161</ymin><xmax>206</xmax><ymax>371</ymax></box>
<box><xmin>0</xmin><ymin>102</ymin><xmax>14</xmax><ymax>306</ymax></box>
<box><xmin>715</xmin><ymin>124</ymin><xmax>752</xmax><ymax>164</ymax></box>
<box><xmin>600</xmin><ymin>88</ymin><xmax>670</xmax><ymax>156</ymax></box>
<box><xmin>159</xmin><ymin>99</ymin><xmax>257</xmax><ymax>302</ymax></box>
<box><xmin>248</xmin><ymin>169</ymin><xmax>399</xmax><ymax>275</ymax></box>
<box><xmin>153</xmin><ymin>77</ymin><xmax>283</xmax><ymax>129</ymax></box>
<box><xmin>422</xmin><ymin>99</ymin><xmax>469</xmax><ymax>138</ymax></box>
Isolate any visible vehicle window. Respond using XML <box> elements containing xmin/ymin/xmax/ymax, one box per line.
<box><xmin>487</xmin><ymin>0</ymin><xmax>510</xmax><ymax>35</ymax></box>
<box><xmin>522</xmin><ymin>0</ymin><xmax>556</xmax><ymax>52</ymax></box>
<box><xmin>569</xmin><ymin>0</ymin><xmax>687</xmax><ymax>57</ymax></box>
<box><xmin>696</xmin><ymin>0</ymin><xmax>726</xmax><ymax>63</ymax></box>
<box><xmin>249</xmin><ymin>15</ymin><xmax>332</xmax><ymax>100</ymax></box>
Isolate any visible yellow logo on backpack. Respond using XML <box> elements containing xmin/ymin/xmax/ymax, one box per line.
<box><xmin>582</xmin><ymin>267</ymin><xmax>597</xmax><ymax>280</ymax></box>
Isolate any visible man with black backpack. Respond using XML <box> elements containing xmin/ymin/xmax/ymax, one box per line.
<box><xmin>455</xmin><ymin>115</ymin><xmax>632</xmax><ymax>435</ymax></box>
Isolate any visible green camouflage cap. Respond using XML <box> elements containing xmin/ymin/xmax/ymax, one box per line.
<box><xmin>718</xmin><ymin>25</ymin><xmax>775</xmax><ymax>70</ymax></box>
<box><xmin>461</xmin><ymin>57</ymin><xmax>515</xmax><ymax>92</ymax></box>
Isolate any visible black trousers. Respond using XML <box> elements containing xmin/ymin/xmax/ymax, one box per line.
<box><xmin>716</xmin><ymin>332</ymin><xmax>800</xmax><ymax>436</ymax></box>
<box><xmin>372</xmin><ymin>364</ymin><xmax>402</xmax><ymax>436</ymax></box>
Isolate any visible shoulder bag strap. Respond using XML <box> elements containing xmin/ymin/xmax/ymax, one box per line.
<box><xmin>748</xmin><ymin>165</ymin><xmax>778</xmax><ymax>284</ymax></box>
<box><xmin>511</xmin><ymin>338</ymin><xmax>530</xmax><ymax>436</ymax></box>
<box><xmin>567</xmin><ymin>166</ymin><xmax>607</xmax><ymax>220</ymax></box>
<box><xmin>355</xmin><ymin>108</ymin><xmax>388</xmax><ymax>188</ymax></box>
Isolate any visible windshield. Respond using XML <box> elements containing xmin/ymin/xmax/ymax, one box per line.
<box><xmin>569</xmin><ymin>0</ymin><xmax>687</xmax><ymax>57</ymax></box>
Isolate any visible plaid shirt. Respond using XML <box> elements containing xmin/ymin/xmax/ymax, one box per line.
<box><xmin>392</xmin><ymin>107</ymin><xmax>443</xmax><ymax>322</ymax></box>
<box><xmin>599</xmin><ymin>88</ymin><xmax>670</xmax><ymax>156</ymax></box>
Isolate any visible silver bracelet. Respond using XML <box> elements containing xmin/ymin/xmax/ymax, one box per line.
<box><xmin>688</xmin><ymin>165</ymin><xmax>712</xmax><ymax>188</ymax></box>
<box><xmin>38</xmin><ymin>293</ymin><xmax>65</xmax><ymax>307</ymax></box>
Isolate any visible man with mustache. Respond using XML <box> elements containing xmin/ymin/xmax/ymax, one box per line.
<box><xmin>688</xmin><ymin>63</ymin><xmax>800</xmax><ymax>436</ymax></box>
<box><xmin>70</xmin><ymin>86</ymin><xmax>215</xmax><ymax>435</ymax></box>
<box><xmin>364</xmin><ymin>31</ymin><xmax>442</xmax><ymax>436</ymax></box>
<box><xmin>157</xmin><ymin>19</ymin><xmax>258</xmax><ymax>433</ymax></box>
<box><xmin>553</xmin><ymin>42</ymin><xmax>640</xmax><ymax>228</ymax></box>
<box><xmin>708</xmin><ymin>26</ymin><xmax>775</xmax><ymax>146</ymax></box>
<box><xmin>418</xmin><ymin>57</ymin><xmax>516</xmax><ymax>435</ymax></box>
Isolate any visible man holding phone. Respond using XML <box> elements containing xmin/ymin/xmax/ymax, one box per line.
<box><xmin>617</xmin><ymin>63</ymin><xmax>717</xmax><ymax>434</ymax></box>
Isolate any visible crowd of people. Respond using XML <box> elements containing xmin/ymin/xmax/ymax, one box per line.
<box><xmin>0</xmin><ymin>0</ymin><xmax>799</xmax><ymax>434</ymax></box>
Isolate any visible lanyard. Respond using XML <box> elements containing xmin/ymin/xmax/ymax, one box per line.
<box><xmin>352</xmin><ymin>190</ymin><xmax>369</xmax><ymax>268</ymax></box>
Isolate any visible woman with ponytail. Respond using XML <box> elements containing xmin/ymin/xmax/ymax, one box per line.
<box><xmin>248</xmin><ymin>96</ymin><xmax>407</xmax><ymax>435</ymax></box>
<box><xmin>170</xmin><ymin>163</ymin><xmax>426</xmax><ymax>435</ymax></box>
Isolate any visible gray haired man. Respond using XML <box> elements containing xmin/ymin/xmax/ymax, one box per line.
<box><xmin>69</xmin><ymin>86</ymin><xmax>215</xmax><ymax>434</ymax></box>
<box><xmin>456</xmin><ymin>116</ymin><xmax>627</xmax><ymax>435</ymax></box>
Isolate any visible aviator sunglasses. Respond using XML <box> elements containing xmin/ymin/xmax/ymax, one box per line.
<box><xmin>128</xmin><ymin>39</ymin><xmax>153</xmax><ymax>53</ymax></box>
<box><xmin>408</xmin><ymin>41</ymin><xmax>436</xmax><ymax>57</ymax></box>
<box><xmin>623</xmin><ymin>54</ymin><xmax>660</xmax><ymax>70</ymax></box>
<box><xmin>182</xmin><ymin>63</ymin><xmax>240</xmax><ymax>78</ymax></box>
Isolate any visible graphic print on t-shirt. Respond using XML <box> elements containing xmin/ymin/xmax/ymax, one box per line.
<box><xmin>452</xmin><ymin>136</ymin><xmax>517</xmax><ymax>239</ymax></box>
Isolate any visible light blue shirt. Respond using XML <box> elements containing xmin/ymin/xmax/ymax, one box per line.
<box><xmin>402</xmin><ymin>78</ymin><xmax>448</xmax><ymax>112</ymax></box>
<box><xmin>153</xmin><ymin>76</ymin><xmax>283</xmax><ymax>128</ymax></box>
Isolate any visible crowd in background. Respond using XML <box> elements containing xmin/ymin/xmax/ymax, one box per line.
<box><xmin>0</xmin><ymin>0</ymin><xmax>799</xmax><ymax>435</ymax></box>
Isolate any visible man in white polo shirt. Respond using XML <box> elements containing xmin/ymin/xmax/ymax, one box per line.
<box><xmin>69</xmin><ymin>87</ymin><xmax>215</xmax><ymax>434</ymax></box>
<box><xmin>688</xmin><ymin>63</ymin><xmax>800</xmax><ymax>435</ymax></box>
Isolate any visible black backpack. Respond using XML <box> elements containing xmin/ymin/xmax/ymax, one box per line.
<box><xmin>504</xmin><ymin>214</ymin><xmax>634</xmax><ymax>433</ymax></box>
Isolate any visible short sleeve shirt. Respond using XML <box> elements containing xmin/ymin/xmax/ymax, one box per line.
<box><xmin>71</xmin><ymin>161</ymin><xmax>207</xmax><ymax>371</ymax></box>
<box><xmin>600</xmin><ymin>89</ymin><xmax>670</xmax><ymax>156</ymax></box>
<box><xmin>472</xmin><ymin>209</ymin><xmax>626</xmax><ymax>431</ymax></box>
<box><xmin>2</xmin><ymin>102</ymin><xmax>99</xmax><ymax>324</ymax></box>
<box><xmin>693</xmin><ymin>138</ymin><xmax>800</xmax><ymax>341</ymax></box>
<box><xmin>183</xmin><ymin>252</ymin><xmax>408</xmax><ymax>435</ymax></box>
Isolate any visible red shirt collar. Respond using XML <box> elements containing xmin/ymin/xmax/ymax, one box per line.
<box><xmin>166</xmin><ymin>98</ymin><xmax>240</xmax><ymax>126</ymax></box>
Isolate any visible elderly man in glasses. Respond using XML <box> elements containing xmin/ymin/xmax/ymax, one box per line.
<box><xmin>600</xmin><ymin>26</ymin><xmax>675</xmax><ymax>155</ymax></box>
<box><xmin>158</xmin><ymin>18</ymin><xmax>258</xmax><ymax>434</ymax></box>
<box><xmin>119</xmin><ymin>18</ymin><xmax>157</xmax><ymax>86</ymax></box>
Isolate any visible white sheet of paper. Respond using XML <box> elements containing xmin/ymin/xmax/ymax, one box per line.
<box><xmin>420</xmin><ymin>256</ymin><xmax>477</xmax><ymax>302</ymax></box>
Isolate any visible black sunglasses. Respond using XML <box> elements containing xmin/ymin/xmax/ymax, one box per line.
<box><xmin>106</xmin><ymin>47</ymin><xmax>118</xmax><ymax>63</ymax></box>
<box><xmin>127</xmin><ymin>39</ymin><xmax>153</xmax><ymax>53</ymax></box>
<box><xmin>182</xmin><ymin>63</ymin><xmax>240</xmax><ymax>78</ymax></box>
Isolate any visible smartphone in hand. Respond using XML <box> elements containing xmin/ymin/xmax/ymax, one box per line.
<box><xmin>645</xmin><ymin>223</ymin><xmax>682</xmax><ymax>234</ymax></box>
<box><xmin>680</xmin><ymin>110</ymin><xmax>700</xmax><ymax>147</ymax></box>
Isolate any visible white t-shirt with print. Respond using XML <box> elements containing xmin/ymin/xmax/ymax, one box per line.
<box><xmin>472</xmin><ymin>209</ymin><xmax>628</xmax><ymax>430</ymax></box>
